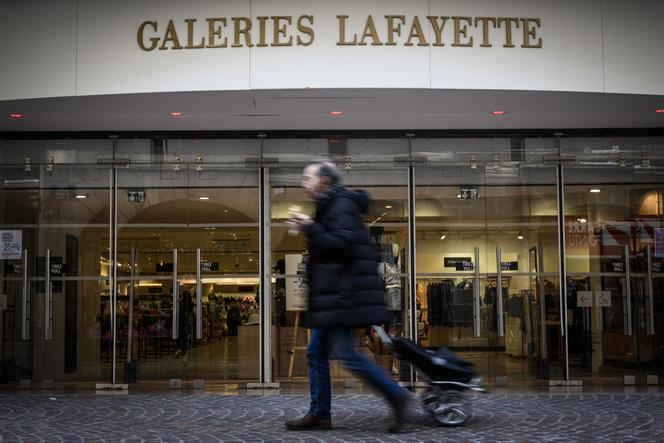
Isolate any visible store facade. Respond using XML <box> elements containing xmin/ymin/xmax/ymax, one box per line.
<box><xmin>1</xmin><ymin>1</ymin><xmax>663</xmax><ymax>389</ymax></box>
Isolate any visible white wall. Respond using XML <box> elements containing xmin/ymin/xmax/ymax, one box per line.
<box><xmin>1</xmin><ymin>0</ymin><xmax>663</xmax><ymax>101</ymax></box>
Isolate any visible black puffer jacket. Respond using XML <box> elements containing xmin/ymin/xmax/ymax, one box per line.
<box><xmin>304</xmin><ymin>185</ymin><xmax>389</xmax><ymax>328</ymax></box>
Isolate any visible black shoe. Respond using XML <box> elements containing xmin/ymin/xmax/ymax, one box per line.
<box><xmin>388</xmin><ymin>394</ymin><xmax>414</xmax><ymax>433</ymax></box>
<box><xmin>285</xmin><ymin>414</ymin><xmax>332</xmax><ymax>431</ymax></box>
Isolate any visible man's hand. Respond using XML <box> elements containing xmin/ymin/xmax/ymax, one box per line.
<box><xmin>287</xmin><ymin>213</ymin><xmax>313</xmax><ymax>232</ymax></box>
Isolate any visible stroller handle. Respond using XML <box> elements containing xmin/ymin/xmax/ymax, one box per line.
<box><xmin>371</xmin><ymin>325</ymin><xmax>394</xmax><ymax>348</ymax></box>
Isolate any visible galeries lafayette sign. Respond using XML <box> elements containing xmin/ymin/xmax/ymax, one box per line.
<box><xmin>137</xmin><ymin>15</ymin><xmax>542</xmax><ymax>51</ymax></box>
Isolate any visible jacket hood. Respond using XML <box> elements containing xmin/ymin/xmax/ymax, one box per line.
<box><xmin>344</xmin><ymin>188</ymin><xmax>371</xmax><ymax>214</ymax></box>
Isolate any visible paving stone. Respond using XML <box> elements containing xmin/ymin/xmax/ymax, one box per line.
<box><xmin>0</xmin><ymin>392</ymin><xmax>662</xmax><ymax>442</ymax></box>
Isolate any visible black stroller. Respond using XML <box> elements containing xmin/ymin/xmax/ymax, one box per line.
<box><xmin>372</xmin><ymin>326</ymin><xmax>486</xmax><ymax>426</ymax></box>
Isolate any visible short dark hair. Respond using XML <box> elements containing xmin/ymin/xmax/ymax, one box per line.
<box><xmin>307</xmin><ymin>161</ymin><xmax>342</xmax><ymax>185</ymax></box>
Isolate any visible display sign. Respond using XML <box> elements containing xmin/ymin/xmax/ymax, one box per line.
<box><xmin>577</xmin><ymin>291</ymin><xmax>593</xmax><ymax>307</ymax></box>
<box><xmin>285</xmin><ymin>253</ymin><xmax>308</xmax><ymax>311</ymax></box>
<box><xmin>595</xmin><ymin>290</ymin><xmax>611</xmax><ymax>307</ymax></box>
<box><xmin>127</xmin><ymin>190</ymin><xmax>146</xmax><ymax>203</ymax></box>
<box><xmin>653</xmin><ymin>261</ymin><xmax>663</xmax><ymax>273</ymax></box>
<box><xmin>455</xmin><ymin>260</ymin><xmax>474</xmax><ymax>271</ymax></box>
<box><xmin>656</xmin><ymin>228</ymin><xmax>664</xmax><ymax>257</ymax></box>
<box><xmin>0</xmin><ymin>230</ymin><xmax>22</xmax><ymax>260</ymax></box>
<box><xmin>444</xmin><ymin>257</ymin><xmax>472</xmax><ymax>268</ymax></box>
<box><xmin>501</xmin><ymin>261</ymin><xmax>519</xmax><ymax>271</ymax></box>
<box><xmin>611</xmin><ymin>261</ymin><xmax>624</xmax><ymax>273</ymax></box>
<box><xmin>459</xmin><ymin>187</ymin><xmax>479</xmax><ymax>200</ymax></box>
<box><xmin>5</xmin><ymin>263</ymin><xmax>23</xmax><ymax>276</ymax></box>
<box><xmin>36</xmin><ymin>256</ymin><xmax>64</xmax><ymax>293</ymax></box>
<box><xmin>156</xmin><ymin>262</ymin><xmax>174</xmax><ymax>272</ymax></box>
<box><xmin>200</xmin><ymin>260</ymin><xmax>219</xmax><ymax>272</ymax></box>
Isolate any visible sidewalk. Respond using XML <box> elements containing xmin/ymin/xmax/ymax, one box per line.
<box><xmin>1</xmin><ymin>389</ymin><xmax>663</xmax><ymax>442</ymax></box>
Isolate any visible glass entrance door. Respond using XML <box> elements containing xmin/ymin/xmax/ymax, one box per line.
<box><xmin>0</xmin><ymin>163</ymin><xmax>111</xmax><ymax>385</ymax></box>
<box><xmin>565</xmin><ymin>168</ymin><xmax>664</xmax><ymax>382</ymax></box>
<box><xmin>115</xmin><ymin>163</ymin><xmax>260</xmax><ymax>385</ymax></box>
<box><xmin>414</xmin><ymin>154</ymin><xmax>561</xmax><ymax>386</ymax></box>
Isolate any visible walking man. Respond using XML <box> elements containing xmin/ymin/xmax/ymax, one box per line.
<box><xmin>285</xmin><ymin>161</ymin><xmax>413</xmax><ymax>433</ymax></box>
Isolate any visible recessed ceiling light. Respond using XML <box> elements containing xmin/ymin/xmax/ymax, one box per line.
<box><xmin>385</xmin><ymin>205</ymin><xmax>393</xmax><ymax>209</ymax></box>
<box><xmin>590</xmin><ymin>188</ymin><xmax>601</xmax><ymax>193</ymax></box>
<box><xmin>517</xmin><ymin>235</ymin><xmax>524</xmax><ymax>240</ymax></box>
<box><xmin>329</xmin><ymin>111</ymin><xmax>344</xmax><ymax>116</ymax></box>
<box><xmin>456</xmin><ymin>194</ymin><xmax>461</xmax><ymax>198</ymax></box>
<box><xmin>491</xmin><ymin>110</ymin><xmax>506</xmax><ymax>116</ymax></box>
<box><xmin>440</xmin><ymin>234</ymin><xmax>446</xmax><ymax>240</ymax></box>
<box><xmin>8</xmin><ymin>113</ymin><xmax>24</xmax><ymax>119</ymax></box>
<box><xmin>198</xmin><ymin>196</ymin><xmax>211</xmax><ymax>200</ymax></box>
<box><xmin>75</xmin><ymin>194</ymin><xmax>88</xmax><ymax>199</ymax></box>
<box><xmin>578</xmin><ymin>218</ymin><xmax>587</xmax><ymax>223</ymax></box>
<box><xmin>169</xmin><ymin>111</ymin><xmax>183</xmax><ymax>117</ymax></box>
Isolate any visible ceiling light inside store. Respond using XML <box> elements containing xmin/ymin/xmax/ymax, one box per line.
<box><xmin>517</xmin><ymin>235</ymin><xmax>524</xmax><ymax>240</ymax></box>
<box><xmin>590</xmin><ymin>188</ymin><xmax>601</xmax><ymax>193</ymax></box>
<box><xmin>8</xmin><ymin>113</ymin><xmax>24</xmax><ymax>118</ymax></box>
<box><xmin>440</xmin><ymin>234</ymin><xmax>446</xmax><ymax>240</ymax></box>
<box><xmin>456</xmin><ymin>194</ymin><xmax>461</xmax><ymax>198</ymax></box>
<box><xmin>328</xmin><ymin>111</ymin><xmax>344</xmax><ymax>116</ymax></box>
<box><xmin>75</xmin><ymin>194</ymin><xmax>88</xmax><ymax>199</ymax></box>
<box><xmin>490</xmin><ymin>110</ymin><xmax>506</xmax><ymax>115</ymax></box>
<box><xmin>198</xmin><ymin>196</ymin><xmax>211</xmax><ymax>200</ymax></box>
<box><xmin>385</xmin><ymin>205</ymin><xmax>393</xmax><ymax>209</ymax></box>
<box><xmin>169</xmin><ymin>111</ymin><xmax>183</xmax><ymax>117</ymax></box>
<box><xmin>578</xmin><ymin>218</ymin><xmax>587</xmax><ymax>223</ymax></box>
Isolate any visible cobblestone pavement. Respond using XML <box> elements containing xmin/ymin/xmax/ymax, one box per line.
<box><xmin>0</xmin><ymin>391</ymin><xmax>663</xmax><ymax>442</ymax></box>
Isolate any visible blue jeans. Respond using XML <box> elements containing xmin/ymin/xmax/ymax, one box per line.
<box><xmin>306</xmin><ymin>327</ymin><xmax>407</xmax><ymax>419</ymax></box>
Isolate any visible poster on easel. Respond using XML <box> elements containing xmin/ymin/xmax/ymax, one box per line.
<box><xmin>285</xmin><ymin>253</ymin><xmax>308</xmax><ymax>311</ymax></box>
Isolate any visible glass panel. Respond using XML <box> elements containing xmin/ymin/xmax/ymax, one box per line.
<box><xmin>415</xmin><ymin>162</ymin><xmax>561</xmax><ymax>386</ymax></box>
<box><xmin>115</xmin><ymin>164</ymin><xmax>260</xmax><ymax>383</ymax></box>
<box><xmin>564</xmin><ymin>164</ymin><xmax>664</xmax><ymax>382</ymax></box>
<box><xmin>0</xmin><ymin>163</ymin><xmax>111</xmax><ymax>384</ymax></box>
<box><xmin>270</xmin><ymin>165</ymin><xmax>410</xmax><ymax>382</ymax></box>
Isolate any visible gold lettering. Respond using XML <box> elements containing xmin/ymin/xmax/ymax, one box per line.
<box><xmin>137</xmin><ymin>21</ymin><xmax>159</xmax><ymax>51</ymax></box>
<box><xmin>206</xmin><ymin>18</ymin><xmax>228</xmax><ymax>48</ymax></box>
<box><xmin>256</xmin><ymin>16</ymin><xmax>269</xmax><ymax>47</ymax></box>
<box><xmin>474</xmin><ymin>17</ymin><xmax>497</xmax><ymax>47</ymax></box>
<box><xmin>296</xmin><ymin>15</ymin><xmax>314</xmax><ymax>46</ymax></box>
<box><xmin>385</xmin><ymin>15</ymin><xmax>405</xmax><ymax>46</ymax></box>
<box><xmin>185</xmin><ymin>18</ymin><xmax>205</xmax><ymax>49</ymax></box>
<box><xmin>520</xmin><ymin>18</ymin><xmax>542</xmax><ymax>48</ymax></box>
<box><xmin>451</xmin><ymin>16</ymin><xmax>473</xmax><ymax>47</ymax></box>
<box><xmin>359</xmin><ymin>15</ymin><xmax>382</xmax><ymax>46</ymax></box>
<box><xmin>498</xmin><ymin>17</ymin><xmax>520</xmax><ymax>48</ymax></box>
<box><xmin>232</xmin><ymin>17</ymin><xmax>253</xmax><ymax>47</ymax></box>
<box><xmin>272</xmin><ymin>16</ymin><xmax>293</xmax><ymax>46</ymax></box>
<box><xmin>405</xmin><ymin>16</ymin><xmax>428</xmax><ymax>46</ymax></box>
<box><xmin>427</xmin><ymin>16</ymin><xmax>449</xmax><ymax>46</ymax></box>
<box><xmin>337</xmin><ymin>15</ymin><xmax>357</xmax><ymax>45</ymax></box>
<box><xmin>159</xmin><ymin>19</ymin><xmax>183</xmax><ymax>50</ymax></box>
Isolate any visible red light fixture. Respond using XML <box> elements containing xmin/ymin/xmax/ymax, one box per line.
<box><xmin>169</xmin><ymin>111</ymin><xmax>183</xmax><ymax>117</ymax></box>
<box><xmin>8</xmin><ymin>113</ymin><xmax>24</xmax><ymax>119</ymax></box>
<box><xmin>490</xmin><ymin>110</ymin><xmax>506</xmax><ymax>116</ymax></box>
<box><xmin>329</xmin><ymin>111</ymin><xmax>344</xmax><ymax>116</ymax></box>
<box><xmin>656</xmin><ymin>109</ymin><xmax>664</xmax><ymax>113</ymax></box>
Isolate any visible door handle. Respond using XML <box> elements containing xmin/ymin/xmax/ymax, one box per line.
<box><xmin>172</xmin><ymin>249</ymin><xmax>179</xmax><ymax>340</ymax></box>
<box><xmin>623</xmin><ymin>245</ymin><xmax>632</xmax><ymax>336</ymax></box>
<box><xmin>196</xmin><ymin>248</ymin><xmax>202</xmax><ymax>340</ymax></box>
<box><xmin>22</xmin><ymin>249</ymin><xmax>30</xmax><ymax>340</ymax></box>
<box><xmin>473</xmin><ymin>246</ymin><xmax>480</xmax><ymax>337</ymax></box>
<box><xmin>646</xmin><ymin>245</ymin><xmax>655</xmax><ymax>335</ymax></box>
<box><xmin>45</xmin><ymin>249</ymin><xmax>53</xmax><ymax>341</ymax></box>
<box><xmin>496</xmin><ymin>246</ymin><xmax>504</xmax><ymax>337</ymax></box>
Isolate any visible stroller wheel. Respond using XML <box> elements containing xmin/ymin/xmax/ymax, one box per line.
<box><xmin>421</xmin><ymin>389</ymin><xmax>439</xmax><ymax>414</ymax></box>
<box><xmin>431</xmin><ymin>391</ymin><xmax>471</xmax><ymax>427</ymax></box>
<box><xmin>433</xmin><ymin>405</ymin><xmax>467</xmax><ymax>426</ymax></box>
